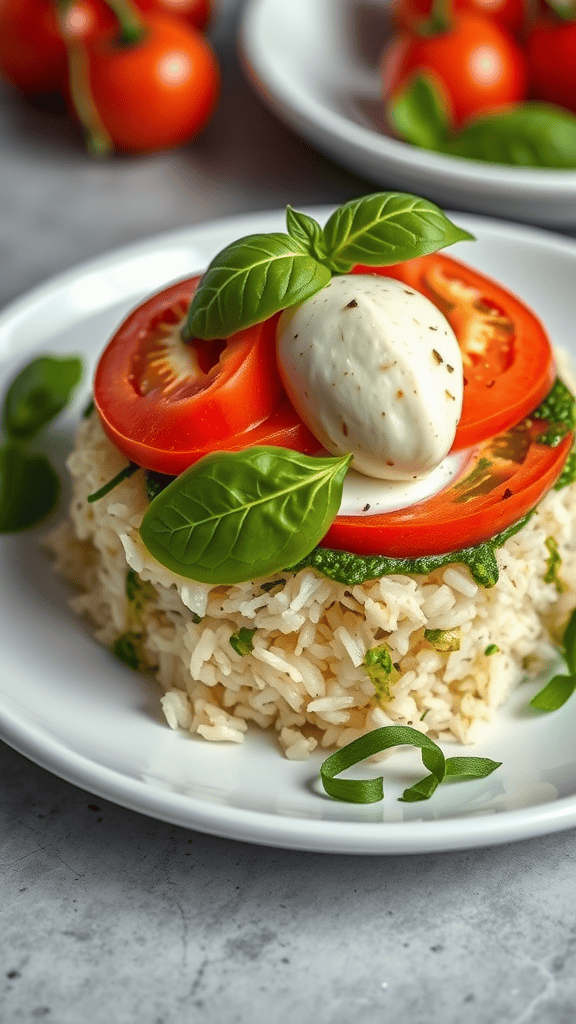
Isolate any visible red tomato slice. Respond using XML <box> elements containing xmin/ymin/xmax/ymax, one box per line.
<box><xmin>94</xmin><ymin>277</ymin><xmax>318</xmax><ymax>474</ymax></box>
<box><xmin>352</xmin><ymin>254</ymin><xmax>556</xmax><ymax>451</ymax></box>
<box><xmin>323</xmin><ymin>417</ymin><xmax>572</xmax><ymax>557</ymax></box>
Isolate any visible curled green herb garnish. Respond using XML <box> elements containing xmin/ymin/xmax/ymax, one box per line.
<box><xmin>0</xmin><ymin>354</ymin><xmax>83</xmax><ymax>533</ymax></box>
<box><xmin>530</xmin><ymin>607</ymin><xmax>576</xmax><ymax>712</ymax></box>
<box><xmin>184</xmin><ymin>193</ymin><xmax>473</xmax><ymax>340</ymax></box>
<box><xmin>229</xmin><ymin>627</ymin><xmax>256</xmax><ymax>656</ymax></box>
<box><xmin>319</xmin><ymin>726</ymin><xmax>501</xmax><ymax>804</ymax></box>
<box><xmin>139</xmin><ymin>446</ymin><xmax>351</xmax><ymax>585</ymax></box>
<box><xmin>87</xmin><ymin>462</ymin><xmax>138</xmax><ymax>503</ymax></box>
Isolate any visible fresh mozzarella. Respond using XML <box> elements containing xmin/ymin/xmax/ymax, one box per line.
<box><xmin>276</xmin><ymin>274</ymin><xmax>464</xmax><ymax>480</ymax></box>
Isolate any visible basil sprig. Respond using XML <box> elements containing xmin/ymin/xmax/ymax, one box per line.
<box><xmin>0</xmin><ymin>354</ymin><xmax>83</xmax><ymax>533</ymax></box>
<box><xmin>139</xmin><ymin>446</ymin><xmax>352</xmax><ymax>584</ymax></box>
<box><xmin>530</xmin><ymin>607</ymin><xmax>576</xmax><ymax>712</ymax></box>
<box><xmin>184</xmin><ymin>193</ymin><xmax>473</xmax><ymax>340</ymax></box>
<box><xmin>320</xmin><ymin>726</ymin><xmax>501</xmax><ymax>804</ymax></box>
<box><xmin>388</xmin><ymin>75</ymin><xmax>576</xmax><ymax>169</ymax></box>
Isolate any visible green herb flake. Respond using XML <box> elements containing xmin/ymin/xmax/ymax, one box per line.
<box><xmin>319</xmin><ymin>726</ymin><xmax>501</xmax><ymax>804</ymax></box>
<box><xmin>126</xmin><ymin>569</ymin><xmax>156</xmax><ymax>628</ymax></box>
<box><xmin>229</xmin><ymin>627</ymin><xmax>256</xmax><ymax>657</ymax></box>
<box><xmin>424</xmin><ymin>627</ymin><xmax>461</xmax><ymax>652</ymax></box>
<box><xmin>113</xmin><ymin>632</ymin><xmax>146</xmax><ymax>672</ymax></box>
<box><xmin>484</xmin><ymin>644</ymin><xmax>499</xmax><ymax>656</ymax></box>
<box><xmin>544</xmin><ymin>536</ymin><xmax>565</xmax><ymax>593</ymax></box>
<box><xmin>364</xmin><ymin>644</ymin><xmax>401</xmax><ymax>703</ymax></box>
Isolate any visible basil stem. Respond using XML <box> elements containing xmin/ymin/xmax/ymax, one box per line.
<box><xmin>319</xmin><ymin>726</ymin><xmax>501</xmax><ymax>804</ymax></box>
<box><xmin>87</xmin><ymin>462</ymin><xmax>139</xmax><ymax>503</ymax></box>
<box><xmin>139</xmin><ymin>446</ymin><xmax>352</xmax><ymax>585</ymax></box>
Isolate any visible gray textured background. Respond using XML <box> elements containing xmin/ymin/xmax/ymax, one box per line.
<box><xmin>2</xmin><ymin>1</ymin><xmax>576</xmax><ymax>1021</ymax></box>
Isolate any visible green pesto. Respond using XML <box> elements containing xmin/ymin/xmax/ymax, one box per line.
<box><xmin>533</xmin><ymin>379</ymin><xmax>576</xmax><ymax>447</ymax></box>
<box><xmin>555</xmin><ymin>449</ymin><xmax>576</xmax><ymax>491</ymax></box>
<box><xmin>424</xmin><ymin>627</ymin><xmax>461</xmax><ymax>652</ymax></box>
<box><xmin>544</xmin><ymin>536</ymin><xmax>565</xmax><ymax>593</ymax></box>
<box><xmin>229</xmin><ymin>627</ymin><xmax>256</xmax><ymax>656</ymax></box>
<box><xmin>113</xmin><ymin>631</ymin><xmax>146</xmax><ymax>671</ymax></box>
<box><xmin>363</xmin><ymin>645</ymin><xmax>400</xmax><ymax>703</ymax></box>
<box><xmin>289</xmin><ymin>514</ymin><xmax>533</xmax><ymax>589</ymax></box>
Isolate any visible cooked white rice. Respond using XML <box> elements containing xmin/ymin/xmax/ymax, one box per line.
<box><xmin>46</xmin><ymin>412</ymin><xmax>576</xmax><ymax>760</ymax></box>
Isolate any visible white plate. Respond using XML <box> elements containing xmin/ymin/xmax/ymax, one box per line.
<box><xmin>2</xmin><ymin>207</ymin><xmax>576</xmax><ymax>855</ymax></box>
<box><xmin>238</xmin><ymin>0</ymin><xmax>576</xmax><ymax>228</ymax></box>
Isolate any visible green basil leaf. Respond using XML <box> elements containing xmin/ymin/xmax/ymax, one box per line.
<box><xmin>563</xmin><ymin>608</ymin><xmax>576</xmax><ymax>674</ymax></box>
<box><xmin>183</xmin><ymin>233</ymin><xmax>332</xmax><ymax>340</ymax></box>
<box><xmin>387</xmin><ymin>74</ymin><xmax>449</xmax><ymax>151</ymax></box>
<box><xmin>3</xmin><ymin>355</ymin><xmax>83</xmax><ymax>440</ymax></box>
<box><xmin>0</xmin><ymin>442</ymin><xmax>59</xmax><ymax>532</ymax></box>
<box><xmin>320</xmin><ymin>725</ymin><xmax>446</xmax><ymax>804</ymax></box>
<box><xmin>286</xmin><ymin>206</ymin><xmax>328</xmax><ymax>263</ymax></box>
<box><xmin>442</xmin><ymin>103</ymin><xmax>576</xmax><ymax>168</ymax></box>
<box><xmin>530</xmin><ymin>673</ymin><xmax>576</xmax><ymax>712</ymax></box>
<box><xmin>139</xmin><ymin>446</ymin><xmax>352</xmax><ymax>585</ymax></box>
<box><xmin>321</xmin><ymin>192</ymin><xmax>474</xmax><ymax>273</ymax></box>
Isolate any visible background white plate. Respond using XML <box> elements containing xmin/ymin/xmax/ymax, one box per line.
<box><xmin>2</xmin><ymin>207</ymin><xmax>576</xmax><ymax>855</ymax></box>
<box><xmin>238</xmin><ymin>0</ymin><xmax>576</xmax><ymax>228</ymax></box>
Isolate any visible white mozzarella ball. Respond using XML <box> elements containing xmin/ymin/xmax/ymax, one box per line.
<box><xmin>276</xmin><ymin>274</ymin><xmax>463</xmax><ymax>480</ymax></box>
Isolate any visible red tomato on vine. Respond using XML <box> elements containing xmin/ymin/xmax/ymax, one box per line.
<box><xmin>0</xmin><ymin>0</ymin><xmax>67</xmax><ymax>93</ymax></box>
<box><xmin>381</xmin><ymin>13</ymin><xmax>528</xmax><ymax>127</ymax></box>
<box><xmin>80</xmin><ymin>13</ymin><xmax>220</xmax><ymax>153</ymax></box>
<box><xmin>526</xmin><ymin>15</ymin><xmax>576</xmax><ymax>113</ymax></box>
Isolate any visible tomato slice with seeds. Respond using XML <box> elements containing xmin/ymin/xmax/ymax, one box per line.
<box><xmin>94</xmin><ymin>277</ymin><xmax>317</xmax><ymax>474</ymax></box>
<box><xmin>323</xmin><ymin>416</ymin><xmax>573</xmax><ymax>557</ymax></box>
<box><xmin>352</xmin><ymin>253</ymin><xmax>556</xmax><ymax>451</ymax></box>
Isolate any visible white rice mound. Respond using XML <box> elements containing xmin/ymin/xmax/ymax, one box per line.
<box><xmin>47</xmin><ymin>412</ymin><xmax>576</xmax><ymax>760</ymax></box>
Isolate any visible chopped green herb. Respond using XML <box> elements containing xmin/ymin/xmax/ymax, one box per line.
<box><xmin>363</xmin><ymin>644</ymin><xmax>401</xmax><ymax>703</ymax></box>
<box><xmin>424</xmin><ymin>627</ymin><xmax>461</xmax><ymax>652</ymax></box>
<box><xmin>319</xmin><ymin>725</ymin><xmax>501</xmax><ymax>804</ymax></box>
<box><xmin>484</xmin><ymin>643</ymin><xmax>499</xmax><ymax>656</ymax></box>
<box><xmin>113</xmin><ymin>631</ymin><xmax>146</xmax><ymax>671</ymax></box>
<box><xmin>190</xmin><ymin>612</ymin><xmax>202</xmax><ymax>624</ymax></box>
<box><xmin>533</xmin><ymin>379</ymin><xmax>576</xmax><ymax>447</ymax></box>
<box><xmin>87</xmin><ymin>462</ymin><xmax>138</xmax><ymax>503</ymax></box>
<box><xmin>530</xmin><ymin>607</ymin><xmax>576</xmax><ymax>712</ymax></box>
<box><xmin>126</xmin><ymin>569</ymin><xmax>156</xmax><ymax>628</ymax></box>
<box><xmin>544</xmin><ymin>536</ymin><xmax>565</xmax><ymax>593</ymax></box>
<box><xmin>144</xmin><ymin>468</ymin><xmax>175</xmax><ymax>502</ymax></box>
<box><xmin>420</xmin><ymin>709</ymin><xmax>429</xmax><ymax>720</ymax></box>
<box><xmin>229</xmin><ymin>627</ymin><xmax>256</xmax><ymax>656</ymax></box>
<box><xmin>260</xmin><ymin>578</ymin><xmax>287</xmax><ymax>593</ymax></box>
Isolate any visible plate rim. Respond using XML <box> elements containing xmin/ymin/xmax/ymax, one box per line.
<box><xmin>3</xmin><ymin>207</ymin><xmax>576</xmax><ymax>854</ymax></box>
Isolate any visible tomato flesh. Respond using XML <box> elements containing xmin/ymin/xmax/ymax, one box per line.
<box><xmin>94</xmin><ymin>277</ymin><xmax>295</xmax><ymax>474</ymax></box>
<box><xmin>323</xmin><ymin>418</ymin><xmax>573</xmax><ymax>557</ymax></box>
<box><xmin>353</xmin><ymin>254</ymin><xmax>556</xmax><ymax>451</ymax></box>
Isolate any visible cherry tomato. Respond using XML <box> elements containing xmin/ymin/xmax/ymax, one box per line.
<box><xmin>526</xmin><ymin>16</ymin><xmax>576</xmax><ymax>114</ymax></box>
<box><xmin>0</xmin><ymin>0</ymin><xmax>67</xmax><ymax>94</ymax></box>
<box><xmin>139</xmin><ymin>0</ymin><xmax>210</xmax><ymax>31</ymax></box>
<box><xmin>82</xmin><ymin>14</ymin><xmax>219</xmax><ymax>152</ymax></box>
<box><xmin>322</xmin><ymin>416</ymin><xmax>573</xmax><ymax>557</ymax></box>
<box><xmin>61</xmin><ymin>0</ymin><xmax>211</xmax><ymax>40</ymax></box>
<box><xmin>94</xmin><ymin>278</ymin><xmax>316</xmax><ymax>475</ymax></box>
<box><xmin>390</xmin><ymin>0</ymin><xmax>526</xmax><ymax>39</ymax></box>
<box><xmin>381</xmin><ymin>13</ymin><xmax>528</xmax><ymax>127</ymax></box>
<box><xmin>355</xmin><ymin>253</ymin><xmax>556</xmax><ymax>451</ymax></box>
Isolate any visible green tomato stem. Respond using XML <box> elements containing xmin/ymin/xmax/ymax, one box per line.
<box><xmin>66</xmin><ymin>42</ymin><xmax>114</xmax><ymax>158</ymax></box>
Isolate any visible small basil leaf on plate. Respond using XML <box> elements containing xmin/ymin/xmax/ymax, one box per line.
<box><xmin>387</xmin><ymin>74</ymin><xmax>449</xmax><ymax>151</ymax></box>
<box><xmin>321</xmin><ymin>192</ymin><xmax>474</xmax><ymax>273</ymax></box>
<box><xmin>0</xmin><ymin>442</ymin><xmax>59</xmax><ymax>532</ymax></box>
<box><xmin>530</xmin><ymin>673</ymin><xmax>576</xmax><ymax>712</ymax></box>
<box><xmin>183</xmin><ymin>233</ymin><xmax>332</xmax><ymax>340</ymax></box>
<box><xmin>3</xmin><ymin>355</ymin><xmax>83</xmax><ymax>440</ymax></box>
<box><xmin>139</xmin><ymin>446</ymin><xmax>352</xmax><ymax>585</ymax></box>
<box><xmin>442</xmin><ymin>103</ymin><xmax>576</xmax><ymax>168</ymax></box>
<box><xmin>286</xmin><ymin>206</ymin><xmax>328</xmax><ymax>263</ymax></box>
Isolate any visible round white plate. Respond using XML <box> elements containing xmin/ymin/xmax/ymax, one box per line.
<box><xmin>2</xmin><ymin>207</ymin><xmax>576</xmax><ymax>855</ymax></box>
<box><xmin>238</xmin><ymin>0</ymin><xmax>576</xmax><ymax>228</ymax></box>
